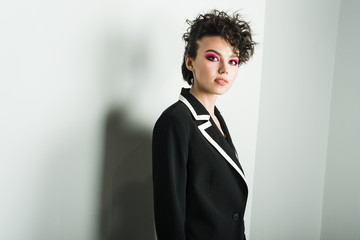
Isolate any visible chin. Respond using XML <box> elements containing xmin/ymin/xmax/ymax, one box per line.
<box><xmin>214</xmin><ymin>86</ymin><xmax>231</xmax><ymax>95</ymax></box>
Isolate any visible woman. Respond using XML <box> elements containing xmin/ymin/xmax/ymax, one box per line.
<box><xmin>152</xmin><ymin>10</ymin><xmax>255</xmax><ymax>240</ymax></box>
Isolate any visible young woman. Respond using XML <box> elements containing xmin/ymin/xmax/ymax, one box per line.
<box><xmin>152</xmin><ymin>10</ymin><xmax>255</xmax><ymax>240</ymax></box>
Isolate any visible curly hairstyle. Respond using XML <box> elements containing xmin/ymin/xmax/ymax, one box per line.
<box><xmin>182</xmin><ymin>10</ymin><xmax>256</xmax><ymax>85</ymax></box>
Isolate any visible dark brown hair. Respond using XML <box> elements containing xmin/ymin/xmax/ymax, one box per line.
<box><xmin>182</xmin><ymin>10</ymin><xmax>256</xmax><ymax>85</ymax></box>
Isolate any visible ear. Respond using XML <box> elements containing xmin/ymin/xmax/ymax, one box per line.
<box><xmin>185</xmin><ymin>55</ymin><xmax>194</xmax><ymax>71</ymax></box>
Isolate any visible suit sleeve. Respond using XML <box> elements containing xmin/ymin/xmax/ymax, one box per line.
<box><xmin>152</xmin><ymin>114</ymin><xmax>188</xmax><ymax>240</ymax></box>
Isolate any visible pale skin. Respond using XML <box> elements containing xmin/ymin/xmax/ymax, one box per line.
<box><xmin>185</xmin><ymin>36</ymin><xmax>240</xmax><ymax>137</ymax></box>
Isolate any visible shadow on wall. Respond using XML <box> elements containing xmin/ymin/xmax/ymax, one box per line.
<box><xmin>96</xmin><ymin>25</ymin><xmax>156</xmax><ymax>239</ymax></box>
<box><xmin>98</xmin><ymin>108</ymin><xmax>154</xmax><ymax>240</ymax></box>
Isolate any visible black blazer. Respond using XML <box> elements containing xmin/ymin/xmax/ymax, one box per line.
<box><xmin>152</xmin><ymin>88</ymin><xmax>248</xmax><ymax>240</ymax></box>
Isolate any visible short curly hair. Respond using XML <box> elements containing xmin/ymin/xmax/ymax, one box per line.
<box><xmin>182</xmin><ymin>10</ymin><xmax>256</xmax><ymax>85</ymax></box>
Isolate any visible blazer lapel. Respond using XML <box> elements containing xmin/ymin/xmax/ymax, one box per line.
<box><xmin>206</xmin><ymin>115</ymin><xmax>243</xmax><ymax>172</ymax></box>
<box><xmin>214</xmin><ymin>107</ymin><xmax>245</xmax><ymax>173</ymax></box>
<box><xmin>178</xmin><ymin>88</ymin><xmax>247</xmax><ymax>187</ymax></box>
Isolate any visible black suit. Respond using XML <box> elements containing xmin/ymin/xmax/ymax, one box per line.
<box><xmin>152</xmin><ymin>88</ymin><xmax>248</xmax><ymax>240</ymax></box>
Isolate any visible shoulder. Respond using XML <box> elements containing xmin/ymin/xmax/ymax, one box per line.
<box><xmin>156</xmin><ymin>101</ymin><xmax>191</xmax><ymax>124</ymax></box>
<box><xmin>154</xmin><ymin>101</ymin><xmax>192</xmax><ymax>132</ymax></box>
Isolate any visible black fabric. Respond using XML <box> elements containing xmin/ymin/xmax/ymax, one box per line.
<box><xmin>152</xmin><ymin>88</ymin><xmax>247</xmax><ymax>240</ymax></box>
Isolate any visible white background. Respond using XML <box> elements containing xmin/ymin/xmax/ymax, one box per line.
<box><xmin>0</xmin><ymin>0</ymin><xmax>359</xmax><ymax>239</ymax></box>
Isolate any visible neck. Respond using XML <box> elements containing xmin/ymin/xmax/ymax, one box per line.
<box><xmin>189</xmin><ymin>87</ymin><xmax>217</xmax><ymax>116</ymax></box>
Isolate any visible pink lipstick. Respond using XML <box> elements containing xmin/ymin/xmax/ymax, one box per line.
<box><xmin>215</xmin><ymin>77</ymin><xmax>228</xmax><ymax>86</ymax></box>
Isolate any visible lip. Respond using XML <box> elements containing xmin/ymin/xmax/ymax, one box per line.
<box><xmin>215</xmin><ymin>77</ymin><xmax>228</xmax><ymax>86</ymax></box>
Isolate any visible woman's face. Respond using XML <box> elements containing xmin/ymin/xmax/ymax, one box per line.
<box><xmin>186</xmin><ymin>36</ymin><xmax>239</xmax><ymax>96</ymax></box>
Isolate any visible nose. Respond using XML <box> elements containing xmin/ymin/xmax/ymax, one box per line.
<box><xmin>218</xmin><ymin>61</ymin><xmax>228</xmax><ymax>74</ymax></box>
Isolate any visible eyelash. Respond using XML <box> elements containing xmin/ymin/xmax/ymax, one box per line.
<box><xmin>205</xmin><ymin>54</ymin><xmax>239</xmax><ymax>66</ymax></box>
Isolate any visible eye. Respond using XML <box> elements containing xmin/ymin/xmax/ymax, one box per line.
<box><xmin>229</xmin><ymin>59</ymin><xmax>239</xmax><ymax>66</ymax></box>
<box><xmin>205</xmin><ymin>53</ymin><xmax>219</xmax><ymax>62</ymax></box>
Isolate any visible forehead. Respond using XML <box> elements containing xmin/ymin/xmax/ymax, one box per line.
<box><xmin>196</xmin><ymin>36</ymin><xmax>239</xmax><ymax>56</ymax></box>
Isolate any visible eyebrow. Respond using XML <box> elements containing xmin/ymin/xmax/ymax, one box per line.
<box><xmin>205</xmin><ymin>49</ymin><xmax>238</xmax><ymax>58</ymax></box>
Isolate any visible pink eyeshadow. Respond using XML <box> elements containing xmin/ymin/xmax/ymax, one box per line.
<box><xmin>205</xmin><ymin>53</ymin><xmax>219</xmax><ymax>59</ymax></box>
<box><xmin>230</xmin><ymin>58</ymin><xmax>239</xmax><ymax>64</ymax></box>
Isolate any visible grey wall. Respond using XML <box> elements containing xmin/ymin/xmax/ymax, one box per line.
<box><xmin>321</xmin><ymin>1</ymin><xmax>360</xmax><ymax>239</ymax></box>
<box><xmin>250</xmin><ymin>0</ymin><xmax>341</xmax><ymax>239</ymax></box>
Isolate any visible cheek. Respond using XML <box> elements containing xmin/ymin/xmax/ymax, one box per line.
<box><xmin>202</xmin><ymin>63</ymin><xmax>218</xmax><ymax>74</ymax></box>
<box><xmin>229</xmin><ymin>69</ymin><xmax>239</xmax><ymax>81</ymax></box>
<box><xmin>196</xmin><ymin>63</ymin><xmax>213</xmax><ymax>77</ymax></box>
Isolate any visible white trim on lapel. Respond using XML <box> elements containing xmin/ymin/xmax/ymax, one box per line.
<box><xmin>179</xmin><ymin>94</ymin><xmax>247</xmax><ymax>186</ymax></box>
<box><xmin>198</xmin><ymin>121</ymin><xmax>247</xmax><ymax>186</ymax></box>
<box><xmin>179</xmin><ymin>95</ymin><xmax>210</xmax><ymax>121</ymax></box>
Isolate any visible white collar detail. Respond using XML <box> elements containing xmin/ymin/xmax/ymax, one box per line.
<box><xmin>198</xmin><ymin>121</ymin><xmax>247</xmax><ymax>186</ymax></box>
<box><xmin>179</xmin><ymin>95</ymin><xmax>210</xmax><ymax>121</ymax></box>
<box><xmin>179</xmin><ymin>94</ymin><xmax>247</xmax><ymax>187</ymax></box>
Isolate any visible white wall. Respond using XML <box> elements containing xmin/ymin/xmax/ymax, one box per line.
<box><xmin>0</xmin><ymin>1</ymin><xmax>265</xmax><ymax>239</ymax></box>
<box><xmin>250</xmin><ymin>0</ymin><xmax>341</xmax><ymax>239</ymax></box>
<box><xmin>0</xmin><ymin>1</ymin><xmax>105</xmax><ymax>239</ymax></box>
<box><xmin>4</xmin><ymin>0</ymin><xmax>358</xmax><ymax>239</ymax></box>
<box><xmin>321</xmin><ymin>1</ymin><xmax>360</xmax><ymax>239</ymax></box>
